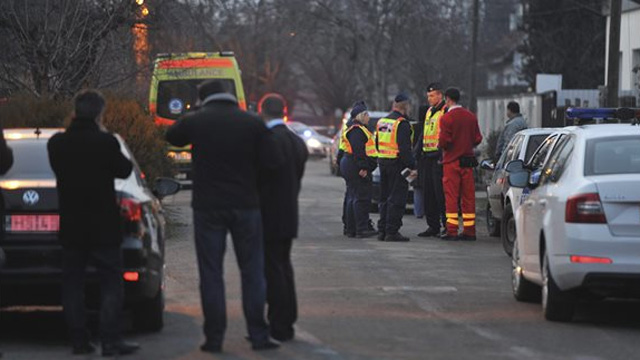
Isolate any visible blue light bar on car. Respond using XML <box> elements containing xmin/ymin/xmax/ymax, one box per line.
<box><xmin>566</xmin><ymin>107</ymin><xmax>640</xmax><ymax>121</ymax></box>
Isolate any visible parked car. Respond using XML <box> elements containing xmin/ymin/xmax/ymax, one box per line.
<box><xmin>287</xmin><ymin>121</ymin><xmax>332</xmax><ymax>158</ymax></box>
<box><xmin>480</xmin><ymin>128</ymin><xmax>555</xmax><ymax>256</ymax></box>
<box><xmin>0</xmin><ymin>129</ymin><xmax>181</xmax><ymax>332</ymax></box>
<box><xmin>507</xmin><ymin>122</ymin><xmax>640</xmax><ymax>322</ymax></box>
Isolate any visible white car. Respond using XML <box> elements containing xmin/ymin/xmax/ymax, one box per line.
<box><xmin>507</xmin><ymin>123</ymin><xmax>640</xmax><ymax>322</ymax></box>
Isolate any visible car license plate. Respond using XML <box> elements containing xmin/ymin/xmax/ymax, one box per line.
<box><xmin>5</xmin><ymin>215</ymin><xmax>60</xmax><ymax>233</ymax></box>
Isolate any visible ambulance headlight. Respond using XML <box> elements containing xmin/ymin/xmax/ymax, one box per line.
<box><xmin>306</xmin><ymin>138</ymin><xmax>322</xmax><ymax>149</ymax></box>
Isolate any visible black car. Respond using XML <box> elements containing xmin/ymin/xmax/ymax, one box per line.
<box><xmin>0</xmin><ymin>129</ymin><xmax>180</xmax><ymax>332</ymax></box>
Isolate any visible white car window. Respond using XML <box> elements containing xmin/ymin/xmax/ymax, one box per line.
<box><xmin>541</xmin><ymin>136</ymin><xmax>574</xmax><ymax>184</ymax></box>
<box><xmin>585</xmin><ymin>136</ymin><xmax>640</xmax><ymax>175</ymax></box>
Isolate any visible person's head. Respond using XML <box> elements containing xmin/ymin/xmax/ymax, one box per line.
<box><xmin>258</xmin><ymin>94</ymin><xmax>286</xmax><ymax>120</ymax></box>
<box><xmin>198</xmin><ymin>80</ymin><xmax>235</xmax><ymax>103</ymax></box>
<box><xmin>392</xmin><ymin>93</ymin><xmax>411</xmax><ymax>116</ymax></box>
<box><xmin>73</xmin><ymin>90</ymin><xmax>105</xmax><ymax>122</ymax></box>
<box><xmin>425</xmin><ymin>82</ymin><xmax>444</xmax><ymax>107</ymax></box>
<box><xmin>350</xmin><ymin>101</ymin><xmax>369</xmax><ymax>124</ymax></box>
<box><xmin>444</xmin><ymin>87</ymin><xmax>461</xmax><ymax>107</ymax></box>
<box><xmin>507</xmin><ymin>101</ymin><xmax>520</xmax><ymax>118</ymax></box>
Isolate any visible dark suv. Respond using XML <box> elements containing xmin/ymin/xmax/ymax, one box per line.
<box><xmin>0</xmin><ymin>129</ymin><xmax>180</xmax><ymax>332</ymax></box>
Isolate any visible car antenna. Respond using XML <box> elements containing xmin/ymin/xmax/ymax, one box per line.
<box><xmin>35</xmin><ymin>127</ymin><xmax>42</xmax><ymax>138</ymax></box>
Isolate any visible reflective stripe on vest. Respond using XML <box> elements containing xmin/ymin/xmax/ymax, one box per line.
<box><xmin>376</xmin><ymin>117</ymin><xmax>406</xmax><ymax>159</ymax></box>
<box><xmin>343</xmin><ymin>124</ymin><xmax>378</xmax><ymax>158</ymax></box>
<box><xmin>338</xmin><ymin>122</ymin><xmax>349</xmax><ymax>152</ymax></box>
<box><xmin>423</xmin><ymin>106</ymin><xmax>446</xmax><ymax>152</ymax></box>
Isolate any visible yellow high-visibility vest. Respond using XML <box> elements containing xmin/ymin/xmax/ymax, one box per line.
<box><xmin>423</xmin><ymin>105</ymin><xmax>447</xmax><ymax>152</ymax></box>
<box><xmin>376</xmin><ymin>117</ymin><xmax>410</xmax><ymax>159</ymax></box>
<box><xmin>342</xmin><ymin>124</ymin><xmax>378</xmax><ymax>158</ymax></box>
<box><xmin>338</xmin><ymin>122</ymin><xmax>349</xmax><ymax>152</ymax></box>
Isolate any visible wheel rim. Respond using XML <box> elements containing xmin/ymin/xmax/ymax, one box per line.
<box><xmin>511</xmin><ymin>241</ymin><xmax>521</xmax><ymax>293</ymax></box>
<box><xmin>542</xmin><ymin>254</ymin><xmax>549</xmax><ymax>311</ymax></box>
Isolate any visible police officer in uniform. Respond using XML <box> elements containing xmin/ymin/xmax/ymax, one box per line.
<box><xmin>340</xmin><ymin>101</ymin><xmax>378</xmax><ymax>238</ymax></box>
<box><xmin>438</xmin><ymin>88</ymin><xmax>483</xmax><ymax>241</ymax></box>
<box><xmin>415</xmin><ymin>83</ymin><xmax>448</xmax><ymax>238</ymax></box>
<box><xmin>375</xmin><ymin>94</ymin><xmax>416</xmax><ymax>242</ymax></box>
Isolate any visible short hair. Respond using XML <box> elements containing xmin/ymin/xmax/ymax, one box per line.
<box><xmin>198</xmin><ymin>80</ymin><xmax>229</xmax><ymax>101</ymax></box>
<box><xmin>260</xmin><ymin>95</ymin><xmax>285</xmax><ymax>118</ymax></box>
<box><xmin>74</xmin><ymin>90</ymin><xmax>105</xmax><ymax>120</ymax></box>
<box><xmin>444</xmin><ymin>87</ymin><xmax>461</xmax><ymax>102</ymax></box>
<box><xmin>507</xmin><ymin>101</ymin><xmax>520</xmax><ymax>114</ymax></box>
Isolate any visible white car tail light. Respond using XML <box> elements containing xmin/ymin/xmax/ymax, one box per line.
<box><xmin>565</xmin><ymin>193</ymin><xmax>607</xmax><ymax>223</ymax></box>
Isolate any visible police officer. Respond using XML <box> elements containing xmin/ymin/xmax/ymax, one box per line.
<box><xmin>375</xmin><ymin>93</ymin><xmax>416</xmax><ymax>242</ymax></box>
<box><xmin>438</xmin><ymin>88</ymin><xmax>483</xmax><ymax>241</ymax></box>
<box><xmin>415</xmin><ymin>83</ymin><xmax>448</xmax><ymax>238</ymax></box>
<box><xmin>340</xmin><ymin>101</ymin><xmax>378</xmax><ymax>238</ymax></box>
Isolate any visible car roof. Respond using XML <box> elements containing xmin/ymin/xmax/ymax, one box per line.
<box><xmin>3</xmin><ymin>128</ymin><xmax>64</xmax><ymax>140</ymax></box>
<box><xmin>570</xmin><ymin>124</ymin><xmax>640</xmax><ymax>139</ymax></box>
<box><xmin>517</xmin><ymin>128</ymin><xmax>556</xmax><ymax>136</ymax></box>
<box><xmin>368</xmin><ymin>111</ymin><xmax>389</xmax><ymax>119</ymax></box>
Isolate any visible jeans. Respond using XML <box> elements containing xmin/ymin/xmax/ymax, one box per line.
<box><xmin>340</xmin><ymin>156</ymin><xmax>373</xmax><ymax>234</ymax></box>
<box><xmin>62</xmin><ymin>246</ymin><xmax>123</xmax><ymax>345</ymax></box>
<box><xmin>193</xmin><ymin>209</ymin><xmax>269</xmax><ymax>347</ymax></box>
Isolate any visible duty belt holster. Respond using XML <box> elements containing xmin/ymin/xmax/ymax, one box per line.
<box><xmin>459</xmin><ymin>156</ymin><xmax>478</xmax><ymax>168</ymax></box>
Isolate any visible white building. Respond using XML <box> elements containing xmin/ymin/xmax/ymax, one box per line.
<box><xmin>605</xmin><ymin>0</ymin><xmax>640</xmax><ymax>95</ymax></box>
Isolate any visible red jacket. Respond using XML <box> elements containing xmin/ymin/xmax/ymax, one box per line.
<box><xmin>438</xmin><ymin>106</ymin><xmax>483</xmax><ymax>164</ymax></box>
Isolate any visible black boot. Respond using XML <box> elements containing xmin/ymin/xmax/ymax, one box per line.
<box><xmin>102</xmin><ymin>341</ymin><xmax>140</xmax><ymax>357</ymax></box>
<box><xmin>384</xmin><ymin>233</ymin><xmax>410</xmax><ymax>242</ymax></box>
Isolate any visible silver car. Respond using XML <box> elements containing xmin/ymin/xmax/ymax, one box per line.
<box><xmin>507</xmin><ymin>123</ymin><xmax>640</xmax><ymax>322</ymax></box>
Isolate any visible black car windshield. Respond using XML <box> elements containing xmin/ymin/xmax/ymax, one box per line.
<box><xmin>156</xmin><ymin>79</ymin><xmax>236</xmax><ymax>120</ymax></box>
<box><xmin>1</xmin><ymin>140</ymin><xmax>54</xmax><ymax>180</ymax></box>
<box><xmin>525</xmin><ymin>134</ymin><xmax>550</xmax><ymax>162</ymax></box>
<box><xmin>585</xmin><ymin>136</ymin><xmax>640</xmax><ymax>175</ymax></box>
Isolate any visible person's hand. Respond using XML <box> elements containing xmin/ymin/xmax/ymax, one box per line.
<box><xmin>359</xmin><ymin>169</ymin><xmax>368</xmax><ymax>178</ymax></box>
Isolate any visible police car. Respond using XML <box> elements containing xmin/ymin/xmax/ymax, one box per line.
<box><xmin>507</xmin><ymin>108</ymin><xmax>640</xmax><ymax>322</ymax></box>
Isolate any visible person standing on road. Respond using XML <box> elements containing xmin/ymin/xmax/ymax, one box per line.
<box><xmin>166</xmin><ymin>80</ymin><xmax>282</xmax><ymax>353</ymax></box>
<box><xmin>0</xmin><ymin>117</ymin><xmax>13</xmax><ymax>269</ymax></box>
<box><xmin>438</xmin><ymin>88</ymin><xmax>483</xmax><ymax>241</ymax></box>
<box><xmin>375</xmin><ymin>93</ymin><xmax>416</xmax><ymax>242</ymax></box>
<box><xmin>494</xmin><ymin>101</ymin><xmax>527</xmax><ymax>162</ymax></box>
<box><xmin>340</xmin><ymin>101</ymin><xmax>378</xmax><ymax>238</ymax></box>
<box><xmin>47</xmin><ymin>90</ymin><xmax>139</xmax><ymax>357</ymax></box>
<box><xmin>414</xmin><ymin>82</ymin><xmax>448</xmax><ymax>238</ymax></box>
<box><xmin>257</xmin><ymin>94</ymin><xmax>308</xmax><ymax>342</ymax></box>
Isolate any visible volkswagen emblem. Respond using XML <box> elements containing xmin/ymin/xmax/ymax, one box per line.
<box><xmin>22</xmin><ymin>190</ymin><xmax>40</xmax><ymax>206</ymax></box>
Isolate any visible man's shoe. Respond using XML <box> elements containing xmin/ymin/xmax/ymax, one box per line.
<box><xmin>458</xmin><ymin>234</ymin><xmax>477</xmax><ymax>241</ymax></box>
<box><xmin>377</xmin><ymin>232</ymin><xmax>386</xmax><ymax>241</ymax></box>
<box><xmin>346</xmin><ymin>232</ymin><xmax>356</xmax><ymax>238</ymax></box>
<box><xmin>384</xmin><ymin>233</ymin><xmax>410</xmax><ymax>242</ymax></box>
<box><xmin>367</xmin><ymin>220</ymin><xmax>377</xmax><ymax>232</ymax></box>
<box><xmin>271</xmin><ymin>332</ymin><xmax>294</xmax><ymax>342</ymax></box>
<box><xmin>356</xmin><ymin>230</ymin><xmax>378</xmax><ymax>238</ymax></box>
<box><xmin>72</xmin><ymin>342</ymin><xmax>96</xmax><ymax>355</ymax></box>
<box><xmin>252</xmin><ymin>340</ymin><xmax>280</xmax><ymax>351</ymax></box>
<box><xmin>102</xmin><ymin>341</ymin><xmax>140</xmax><ymax>357</ymax></box>
<box><xmin>200</xmin><ymin>342</ymin><xmax>222</xmax><ymax>353</ymax></box>
<box><xmin>418</xmin><ymin>228</ymin><xmax>440</xmax><ymax>237</ymax></box>
<box><xmin>440</xmin><ymin>234</ymin><xmax>459</xmax><ymax>241</ymax></box>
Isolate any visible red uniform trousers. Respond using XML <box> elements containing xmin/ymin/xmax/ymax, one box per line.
<box><xmin>442</xmin><ymin>160</ymin><xmax>476</xmax><ymax>237</ymax></box>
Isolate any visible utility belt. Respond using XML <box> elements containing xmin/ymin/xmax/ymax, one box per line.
<box><xmin>459</xmin><ymin>156</ymin><xmax>479</xmax><ymax>168</ymax></box>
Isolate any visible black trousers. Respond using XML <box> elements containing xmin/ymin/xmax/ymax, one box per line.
<box><xmin>62</xmin><ymin>245</ymin><xmax>123</xmax><ymax>346</ymax></box>
<box><xmin>264</xmin><ymin>235</ymin><xmax>297</xmax><ymax>339</ymax></box>
<box><xmin>378</xmin><ymin>160</ymin><xmax>408</xmax><ymax>235</ymax></box>
<box><xmin>340</xmin><ymin>156</ymin><xmax>373</xmax><ymax>234</ymax></box>
<box><xmin>419</xmin><ymin>156</ymin><xmax>446</xmax><ymax>231</ymax></box>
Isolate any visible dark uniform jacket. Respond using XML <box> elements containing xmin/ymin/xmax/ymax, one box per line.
<box><xmin>259</xmin><ymin>123</ymin><xmax>308</xmax><ymax>239</ymax></box>
<box><xmin>0</xmin><ymin>120</ymin><xmax>13</xmax><ymax>266</ymax></box>
<box><xmin>166</xmin><ymin>97</ymin><xmax>283</xmax><ymax>211</ymax></box>
<box><xmin>47</xmin><ymin>120</ymin><xmax>133</xmax><ymax>248</ymax></box>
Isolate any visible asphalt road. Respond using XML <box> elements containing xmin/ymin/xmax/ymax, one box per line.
<box><xmin>2</xmin><ymin>159</ymin><xmax>640</xmax><ymax>360</ymax></box>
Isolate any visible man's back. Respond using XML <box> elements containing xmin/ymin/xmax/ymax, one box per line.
<box><xmin>439</xmin><ymin>107</ymin><xmax>483</xmax><ymax>164</ymax></box>
<box><xmin>47</xmin><ymin>121</ymin><xmax>133</xmax><ymax>247</ymax></box>
<box><xmin>166</xmin><ymin>101</ymin><xmax>279</xmax><ymax>211</ymax></box>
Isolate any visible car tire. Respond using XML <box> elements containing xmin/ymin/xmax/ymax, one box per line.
<box><xmin>512</xmin><ymin>240</ymin><xmax>541</xmax><ymax>303</ymax></box>
<box><xmin>132</xmin><ymin>287</ymin><xmax>165</xmax><ymax>332</ymax></box>
<box><xmin>501</xmin><ymin>204</ymin><xmax>516</xmax><ymax>257</ymax></box>
<box><xmin>542</xmin><ymin>250</ymin><xmax>576</xmax><ymax>322</ymax></box>
<box><xmin>486</xmin><ymin>202</ymin><xmax>501</xmax><ymax>237</ymax></box>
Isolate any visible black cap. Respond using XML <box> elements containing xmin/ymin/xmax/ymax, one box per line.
<box><xmin>444</xmin><ymin>87</ymin><xmax>461</xmax><ymax>102</ymax></box>
<box><xmin>394</xmin><ymin>92</ymin><xmax>409</xmax><ymax>103</ymax></box>
<box><xmin>426</xmin><ymin>82</ymin><xmax>443</xmax><ymax>93</ymax></box>
<box><xmin>350</xmin><ymin>101</ymin><xmax>367</xmax><ymax>119</ymax></box>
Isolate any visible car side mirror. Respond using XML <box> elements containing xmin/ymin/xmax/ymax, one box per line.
<box><xmin>505</xmin><ymin>159</ymin><xmax>525</xmax><ymax>173</ymax></box>
<box><xmin>153</xmin><ymin>177</ymin><xmax>181</xmax><ymax>199</ymax></box>
<box><xmin>507</xmin><ymin>171</ymin><xmax>530</xmax><ymax>188</ymax></box>
<box><xmin>480</xmin><ymin>159</ymin><xmax>495</xmax><ymax>171</ymax></box>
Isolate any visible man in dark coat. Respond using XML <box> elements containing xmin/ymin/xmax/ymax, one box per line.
<box><xmin>47</xmin><ymin>90</ymin><xmax>138</xmax><ymax>356</ymax></box>
<box><xmin>166</xmin><ymin>81</ymin><xmax>283</xmax><ymax>353</ymax></box>
<box><xmin>258</xmin><ymin>94</ymin><xmax>308</xmax><ymax>342</ymax></box>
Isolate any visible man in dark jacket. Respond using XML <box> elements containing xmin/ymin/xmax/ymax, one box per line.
<box><xmin>47</xmin><ymin>90</ymin><xmax>138</xmax><ymax>356</ymax></box>
<box><xmin>166</xmin><ymin>80</ymin><xmax>282</xmax><ymax>353</ymax></box>
<box><xmin>258</xmin><ymin>94</ymin><xmax>308</xmax><ymax>342</ymax></box>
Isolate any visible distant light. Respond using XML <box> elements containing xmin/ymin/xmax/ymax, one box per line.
<box><xmin>135</xmin><ymin>0</ymin><xmax>144</xmax><ymax>5</ymax></box>
<box><xmin>6</xmin><ymin>133</ymin><xmax>24</xmax><ymax>140</ymax></box>
<box><xmin>283</xmin><ymin>115</ymin><xmax>289</xmax><ymax>122</ymax></box>
<box><xmin>123</xmin><ymin>272</ymin><xmax>140</xmax><ymax>282</ymax></box>
<box><xmin>303</xmin><ymin>130</ymin><xmax>312</xmax><ymax>138</ymax></box>
<box><xmin>289</xmin><ymin>32</ymin><xmax>296</xmax><ymax>37</ymax></box>
<box><xmin>0</xmin><ymin>180</ymin><xmax>21</xmax><ymax>190</ymax></box>
<box><xmin>141</xmin><ymin>5</ymin><xmax>149</xmax><ymax>16</ymax></box>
